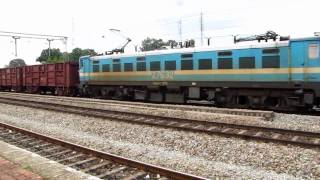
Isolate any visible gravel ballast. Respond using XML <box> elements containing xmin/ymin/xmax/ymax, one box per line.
<box><xmin>1</xmin><ymin>93</ymin><xmax>320</xmax><ymax>133</ymax></box>
<box><xmin>0</xmin><ymin>103</ymin><xmax>319</xmax><ymax>179</ymax></box>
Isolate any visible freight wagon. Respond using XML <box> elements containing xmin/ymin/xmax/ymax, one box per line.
<box><xmin>0</xmin><ymin>62</ymin><xmax>79</xmax><ymax>95</ymax></box>
<box><xmin>0</xmin><ymin>67</ymin><xmax>23</xmax><ymax>92</ymax></box>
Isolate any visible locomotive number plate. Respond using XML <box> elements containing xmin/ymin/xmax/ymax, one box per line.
<box><xmin>151</xmin><ymin>71</ymin><xmax>175</xmax><ymax>80</ymax></box>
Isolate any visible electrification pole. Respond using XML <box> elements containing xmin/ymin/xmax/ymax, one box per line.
<box><xmin>178</xmin><ymin>19</ymin><xmax>182</xmax><ymax>42</ymax></box>
<box><xmin>12</xmin><ymin>36</ymin><xmax>20</xmax><ymax>57</ymax></box>
<box><xmin>63</xmin><ymin>37</ymin><xmax>68</xmax><ymax>62</ymax></box>
<box><xmin>200</xmin><ymin>12</ymin><xmax>204</xmax><ymax>46</ymax></box>
<box><xmin>47</xmin><ymin>39</ymin><xmax>54</xmax><ymax>59</ymax></box>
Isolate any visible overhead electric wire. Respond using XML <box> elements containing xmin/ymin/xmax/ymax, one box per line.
<box><xmin>0</xmin><ymin>34</ymin><xmax>64</xmax><ymax>40</ymax></box>
<box><xmin>0</xmin><ymin>30</ymin><xmax>68</xmax><ymax>58</ymax></box>
<box><xmin>0</xmin><ymin>30</ymin><xmax>67</xmax><ymax>39</ymax></box>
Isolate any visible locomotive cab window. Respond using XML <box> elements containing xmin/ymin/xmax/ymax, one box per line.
<box><xmin>239</xmin><ymin>57</ymin><xmax>255</xmax><ymax>69</ymax></box>
<box><xmin>218</xmin><ymin>58</ymin><xmax>232</xmax><ymax>69</ymax></box>
<box><xmin>198</xmin><ymin>59</ymin><xmax>212</xmax><ymax>69</ymax></box>
<box><xmin>181</xmin><ymin>60</ymin><xmax>193</xmax><ymax>70</ymax></box>
<box><xmin>262</xmin><ymin>55</ymin><xmax>280</xmax><ymax>68</ymax></box>
<box><xmin>92</xmin><ymin>65</ymin><xmax>99</xmax><ymax>72</ymax></box>
<box><xmin>181</xmin><ymin>54</ymin><xmax>193</xmax><ymax>70</ymax></box>
<box><xmin>150</xmin><ymin>61</ymin><xmax>160</xmax><ymax>71</ymax></box>
<box><xmin>218</xmin><ymin>51</ymin><xmax>232</xmax><ymax>56</ymax></box>
<box><xmin>262</xmin><ymin>48</ymin><xmax>279</xmax><ymax>54</ymax></box>
<box><xmin>137</xmin><ymin>57</ymin><xmax>146</xmax><ymax>61</ymax></box>
<box><xmin>137</xmin><ymin>62</ymin><xmax>146</xmax><ymax>71</ymax></box>
<box><xmin>124</xmin><ymin>63</ymin><xmax>133</xmax><ymax>72</ymax></box>
<box><xmin>113</xmin><ymin>64</ymin><xmax>121</xmax><ymax>72</ymax></box>
<box><xmin>113</xmin><ymin>59</ymin><xmax>120</xmax><ymax>63</ymax></box>
<box><xmin>113</xmin><ymin>59</ymin><xmax>121</xmax><ymax>72</ymax></box>
<box><xmin>92</xmin><ymin>60</ymin><xmax>99</xmax><ymax>72</ymax></box>
<box><xmin>309</xmin><ymin>43</ymin><xmax>319</xmax><ymax>59</ymax></box>
<box><xmin>102</xmin><ymin>64</ymin><xmax>110</xmax><ymax>72</ymax></box>
<box><xmin>137</xmin><ymin>57</ymin><xmax>146</xmax><ymax>71</ymax></box>
<box><xmin>80</xmin><ymin>59</ymin><xmax>84</xmax><ymax>68</ymax></box>
<box><xmin>165</xmin><ymin>61</ymin><xmax>176</xmax><ymax>71</ymax></box>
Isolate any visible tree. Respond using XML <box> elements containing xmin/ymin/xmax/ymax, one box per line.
<box><xmin>167</xmin><ymin>40</ymin><xmax>179</xmax><ymax>47</ymax></box>
<box><xmin>36</xmin><ymin>48</ymin><xmax>97</xmax><ymax>64</ymax></box>
<box><xmin>188</xmin><ymin>39</ymin><xmax>195</xmax><ymax>47</ymax></box>
<box><xmin>36</xmin><ymin>48</ymin><xmax>63</xmax><ymax>63</ymax></box>
<box><xmin>68</xmin><ymin>48</ymin><xmax>97</xmax><ymax>61</ymax></box>
<box><xmin>8</xmin><ymin>58</ymin><xmax>26</xmax><ymax>68</ymax></box>
<box><xmin>140</xmin><ymin>38</ymin><xmax>165</xmax><ymax>52</ymax></box>
<box><xmin>140</xmin><ymin>38</ymin><xmax>178</xmax><ymax>51</ymax></box>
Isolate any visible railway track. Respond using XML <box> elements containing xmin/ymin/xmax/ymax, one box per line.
<box><xmin>0</xmin><ymin>96</ymin><xmax>319</xmax><ymax>148</ymax></box>
<box><xmin>0</xmin><ymin>122</ymin><xmax>207</xmax><ymax>180</ymax></box>
<box><xmin>0</xmin><ymin>92</ymin><xmax>274</xmax><ymax>119</ymax></box>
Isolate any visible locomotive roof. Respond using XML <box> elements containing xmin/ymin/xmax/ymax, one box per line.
<box><xmin>89</xmin><ymin>36</ymin><xmax>319</xmax><ymax>60</ymax></box>
<box><xmin>290</xmin><ymin>36</ymin><xmax>320</xmax><ymax>42</ymax></box>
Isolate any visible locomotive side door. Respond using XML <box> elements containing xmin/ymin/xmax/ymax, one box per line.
<box><xmin>304</xmin><ymin>41</ymin><xmax>320</xmax><ymax>81</ymax></box>
<box><xmin>79</xmin><ymin>56</ymin><xmax>91</xmax><ymax>82</ymax></box>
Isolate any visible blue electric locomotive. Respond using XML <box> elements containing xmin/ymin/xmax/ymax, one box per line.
<box><xmin>79</xmin><ymin>35</ymin><xmax>320</xmax><ymax>110</ymax></box>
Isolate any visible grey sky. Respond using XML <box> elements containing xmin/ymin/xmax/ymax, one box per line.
<box><xmin>0</xmin><ymin>0</ymin><xmax>319</xmax><ymax>67</ymax></box>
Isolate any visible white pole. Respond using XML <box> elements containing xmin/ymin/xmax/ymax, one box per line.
<box><xmin>200</xmin><ymin>12</ymin><xmax>204</xmax><ymax>46</ymax></box>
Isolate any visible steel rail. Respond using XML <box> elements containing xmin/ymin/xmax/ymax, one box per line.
<box><xmin>0</xmin><ymin>92</ymin><xmax>274</xmax><ymax>119</ymax></box>
<box><xmin>0</xmin><ymin>96</ymin><xmax>319</xmax><ymax>148</ymax></box>
<box><xmin>0</xmin><ymin>122</ymin><xmax>207</xmax><ymax>180</ymax></box>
